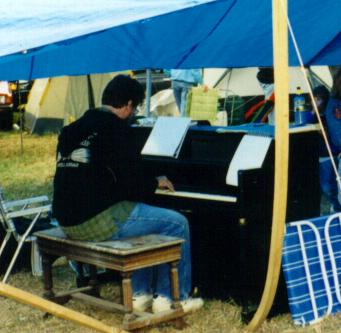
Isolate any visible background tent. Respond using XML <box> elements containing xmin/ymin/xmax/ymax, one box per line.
<box><xmin>20</xmin><ymin>65</ymin><xmax>336</xmax><ymax>133</ymax></box>
<box><xmin>145</xmin><ymin>66</ymin><xmax>334</xmax><ymax>122</ymax></box>
<box><xmin>24</xmin><ymin>73</ymin><xmax>117</xmax><ymax>134</ymax></box>
<box><xmin>204</xmin><ymin>67</ymin><xmax>333</xmax><ymax>97</ymax></box>
<box><xmin>0</xmin><ymin>0</ymin><xmax>339</xmax><ymax>80</ymax></box>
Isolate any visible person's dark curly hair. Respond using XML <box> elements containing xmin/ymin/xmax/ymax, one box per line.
<box><xmin>102</xmin><ymin>75</ymin><xmax>145</xmax><ymax>108</ymax></box>
<box><xmin>257</xmin><ymin>67</ymin><xmax>274</xmax><ymax>84</ymax></box>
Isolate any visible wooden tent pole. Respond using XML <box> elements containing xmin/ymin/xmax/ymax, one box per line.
<box><xmin>247</xmin><ymin>0</ymin><xmax>289</xmax><ymax>330</ymax></box>
<box><xmin>0</xmin><ymin>282</ymin><xmax>126</xmax><ymax>333</ymax></box>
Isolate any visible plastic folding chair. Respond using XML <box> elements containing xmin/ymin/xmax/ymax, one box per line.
<box><xmin>0</xmin><ymin>187</ymin><xmax>53</xmax><ymax>282</ymax></box>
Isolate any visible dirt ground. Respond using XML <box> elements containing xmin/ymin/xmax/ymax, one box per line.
<box><xmin>1</xmin><ymin>260</ymin><xmax>341</xmax><ymax>333</ymax></box>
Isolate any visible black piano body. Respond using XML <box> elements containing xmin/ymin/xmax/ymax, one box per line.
<box><xmin>129</xmin><ymin>124</ymin><xmax>320</xmax><ymax>304</ymax></box>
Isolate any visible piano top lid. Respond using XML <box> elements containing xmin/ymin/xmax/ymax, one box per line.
<box><xmin>210</xmin><ymin>123</ymin><xmax>320</xmax><ymax>136</ymax></box>
<box><xmin>132</xmin><ymin>122</ymin><xmax>320</xmax><ymax>137</ymax></box>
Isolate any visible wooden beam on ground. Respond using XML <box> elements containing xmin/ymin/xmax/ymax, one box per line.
<box><xmin>0</xmin><ymin>282</ymin><xmax>127</xmax><ymax>333</ymax></box>
<box><xmin>247</xmin><ymin>0</ymin><xmax>289</xmax><ymax>330</ymax></box>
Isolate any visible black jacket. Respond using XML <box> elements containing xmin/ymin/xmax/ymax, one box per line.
<box><xmin>52</xmin><ymin>108</ymin><xmax>157</xmax><ymax>227</ymax></box>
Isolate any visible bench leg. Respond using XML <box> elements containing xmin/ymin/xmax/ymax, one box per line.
<box><xmin>170</xmin><ymin>261</ymin><xmax>180</xmax><ymax>303</ymax></box>
<box><xmin>42</xmin><ymin>253</ymin><xmax>71</xmax><ymax>305</ymax></box>
<box><xmin>42</xmin><ymin>253</ymin><xmax>55</xmax><ymax>299</ymax></box>
<box><xmin>121</xmin><ymin>272</ymin><xmax>133</xmax><ymax>313</ymax></box>
<box><xmin>170</xmin><ymin>261</ymin><xmax>186</xmax><ymax>330</ymax></box>
<box><xmin>87</xmin><ymin>265</ymin><xmax>100</xmax><ymax>297</ymax></box>
<box><xmin>75</xmin><ymin>262</ymin><xmax>88</xmax><ymax>287</ymax></box>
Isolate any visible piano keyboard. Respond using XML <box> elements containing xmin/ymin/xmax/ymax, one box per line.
<box><xmin>155</xmin><ymin>189</ymin><xmax>237</xmax><ymax>203</ymax></box>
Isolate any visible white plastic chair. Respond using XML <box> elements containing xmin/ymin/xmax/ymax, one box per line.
<box><xmin>0</xmin><ymin>187</ymin><xmax>52</xmax><ymax>282</ymax></box>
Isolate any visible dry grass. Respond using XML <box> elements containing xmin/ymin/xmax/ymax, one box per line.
<box><xmin>3</xmin><ymin>262</ymin><xmax>341</xmax><ymax>333</ymax></box>
<box><xmin>0</xmin><ymin>131</ymin><xmax>56</xmax><ymax>199</ymax></box>
<box><xmin>1</xmin><ymin>131</ymin><xmax>341</xmax><ymax>333</ymax></box>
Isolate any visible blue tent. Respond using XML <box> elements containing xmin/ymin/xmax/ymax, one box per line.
<box><xmin>0</xmin><ymin>1</ymin><xmax>339</xmax><ymax>330</ymax></box>
<box><xmin>0</xmin><ymin>0</ymin><xmax>339</xmax><ymax>80</ymax></box>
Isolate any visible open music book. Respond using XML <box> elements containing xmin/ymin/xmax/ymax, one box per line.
<box><xmin>141</xmin><ymin>116</ymin><xmax>191</xmax><ymax>158</ymax></box>
<box><xmin>226</xmin><ymin>134</ymin><xmax>272</xmax><ymax>186</ymax></box>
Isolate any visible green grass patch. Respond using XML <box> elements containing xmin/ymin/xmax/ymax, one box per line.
<box><xmin>0</xmin><ymin>131</ymin><xmax>57</xmax><ymax>199</ymax></box>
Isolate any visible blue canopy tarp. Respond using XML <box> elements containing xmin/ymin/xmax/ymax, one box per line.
<box><xmin>0</xmin><ymin>0</ymin><xmax>339</xmax><ymax>80</ymax></box>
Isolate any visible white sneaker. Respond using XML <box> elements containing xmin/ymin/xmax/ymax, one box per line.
<box><xmin>152</xmin><ymin>295</ymin><xmax>204</xmax><ymax>314</ymax></box>
<box><xmin>180</xmin><ymin>297</ymin><xmax>204</xmax><ymax>313</ymax></box>
<box><xmin>152</xmin><ymin>295</ymin><xmax>172</xmax><ymax>313</ymax></box>
<box><xmin>132</xmin><ymin>294</ymin><xmax>153</xmax><ymax>312</ymax></box>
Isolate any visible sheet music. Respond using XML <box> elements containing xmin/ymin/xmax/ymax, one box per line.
<box><xmin>226</xmin><ymin>134</ymin><xmax>272</xmax><ymax>186</ymax></box>
<box><xmin>141</xmin><ymin>116</ymin><xmax>191</xmax><ymax>158</ymax></box>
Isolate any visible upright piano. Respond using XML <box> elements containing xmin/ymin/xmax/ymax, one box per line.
<box><xmin>130</xmin><ymin>123</ymin><xmax>320</xmax><ymax>304</ymax></box>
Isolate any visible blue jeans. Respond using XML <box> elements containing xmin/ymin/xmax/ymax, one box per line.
<box><xmin>172</xmin><ymin>80</ymin><xmax>196</xmax><ymax>117</ymax></box>
<box><xmin>319</xmin><ymin>157</ymin><xmax>341</xmax><ymax>212</ymax></box>
<box><xmin>114</xmin><ymin>203</ymin><xmax>191</xmax><ymax>300</ymax></box>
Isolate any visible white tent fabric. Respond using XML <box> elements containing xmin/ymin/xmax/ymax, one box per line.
<box><xmin>0</xmin><ymin>0</ymin><xmax>339</xmax><ymax>80</ymax></box>
<box><xmin>0</xmin><ymin>0</ymin><xmax>214</xmax><ymax>57</ymax></box>
<box><xmin>204</xmin><ymin>67</ymin><xmax>333</xmax><ymax>97</ymax></box>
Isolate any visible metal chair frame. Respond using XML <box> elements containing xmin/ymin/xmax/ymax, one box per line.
<box><xmin>0</xmin><ymin>187</ymin><xmax>51</xmax><ymax>282</ymax></box>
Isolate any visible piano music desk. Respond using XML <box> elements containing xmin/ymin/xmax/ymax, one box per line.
<box><xmin>35</xmin><ymin>228</ymin><xmax>186</xmax><ymax>331</ymax></box>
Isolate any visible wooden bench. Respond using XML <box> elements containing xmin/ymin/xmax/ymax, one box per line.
<box><xmin>34</xmin><ymin>228</ymin><xmax>186</xmax><ymax>331</ymax></box>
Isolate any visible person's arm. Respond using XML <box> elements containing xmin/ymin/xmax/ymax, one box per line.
<box><xmin>326</xmin><ymin>99</ymin><xmax>341</xmax><ymax>152</ymax></box>
<box><xmin>104</xmin><ymin>123</ymin><xmax>161</xmax><ymax>199</ymax></box>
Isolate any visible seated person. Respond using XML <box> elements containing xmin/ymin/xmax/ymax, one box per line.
<box><xmin>245</xmin><ymin>67</ymin><xmax>275</xmax><ymax>123</ymax></box>
<box><xmin>313</xmin><ymin>85</ymin><xmax>341</xmax><ymax>213</ymax></box>
<box><xmin>325</xmin><ymin>68</ymin><xmax>341</xmax><ymax>211</ymax></box>
<box><xmin>52</xmin><ymin>75</ymin><xmax>203</xmax><ymax>314</ymax></box>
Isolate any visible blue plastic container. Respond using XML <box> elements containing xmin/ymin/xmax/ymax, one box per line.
<box><xmin>294</xmin><ymin>110</ymin><xmax>312</xmax><ymax>125</ymax></box>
